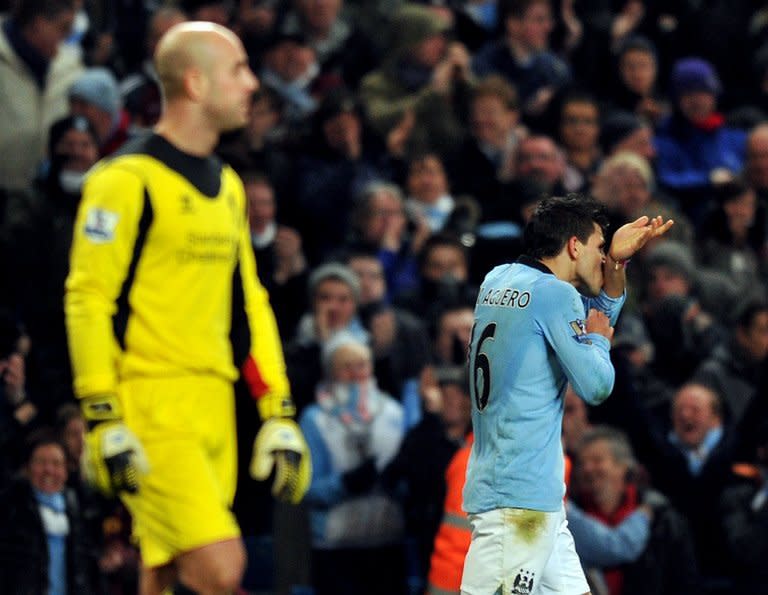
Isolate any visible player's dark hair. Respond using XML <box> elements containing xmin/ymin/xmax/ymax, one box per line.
<box><xmin>12</xmin><ymin>0</ymin><xmax>75</xmax><ymax>27</ymax></box>
<box><xmin>524</xmin><ymin>193</ymin><xmax>608</xmax><ymax>259</ymax></box>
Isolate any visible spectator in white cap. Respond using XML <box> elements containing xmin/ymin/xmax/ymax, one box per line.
<box><xmin>68</xmin><ymin>67</ymin><xmax>132</xmax><ymax>156</ymax></box>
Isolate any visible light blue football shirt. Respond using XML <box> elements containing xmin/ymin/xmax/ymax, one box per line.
<box><xmin>463</xmin><ymin>256</ymin><xmax>625</xmax><ymax>513</ymax></box>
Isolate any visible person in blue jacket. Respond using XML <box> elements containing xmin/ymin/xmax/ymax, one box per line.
<box><xmin>655</xmin><ymin>58</ymin><xmax>747</xmax><ymax>223</ymax></box>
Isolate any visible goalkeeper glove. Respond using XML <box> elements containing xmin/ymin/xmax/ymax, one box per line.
<box><xmin>250</xmin><ymin>417</ymin><xmax>311</xmax><ymax>504</ymax></box>
<box><xmin>80</xmin><ymin>394</ymin><xmax>149</xmax><ymax>497</ymax></box>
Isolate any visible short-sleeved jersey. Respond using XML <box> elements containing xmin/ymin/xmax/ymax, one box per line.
<box><xmin>65</xmin><ymin>134</ymin><xmax>289</xmax><ymax>402</ymax></box>
<box><xmin>463</xmin><ymin>256</ymin><xmax>624</xmax><ymax>514</ymax></box>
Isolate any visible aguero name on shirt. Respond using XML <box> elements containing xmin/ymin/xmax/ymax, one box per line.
<box><xmin>477</xmin><ymin>285</ymin><xmax>532</xmax><ymax>309</ymax></box>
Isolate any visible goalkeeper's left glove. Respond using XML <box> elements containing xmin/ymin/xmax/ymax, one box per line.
<box><xmin>250</xmin><ymin>396</ymin><xmax>311</xmax><ymax>504</ymax></box>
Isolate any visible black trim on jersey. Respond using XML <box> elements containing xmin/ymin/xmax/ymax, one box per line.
<box><xmin>111</xmin><ymin>132</ymin><xmax>223</xmax><ymax>197</ymax></box>
<box><xmin>113</xmin><ymin>189</ymin><xmax>154</xmax><ymax>349</ymax></box>
<box><xmin>517</xmin><ymin>254</ymin><xmax>554</xmax><ymax>276</ymax></box>
<box><xmin>229</xmin><ymin>261</ymin><xmax>251</xmax><ymax>366</ymax></box>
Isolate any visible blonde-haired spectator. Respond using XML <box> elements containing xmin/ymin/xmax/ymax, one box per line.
<box><xmin>592</xmin><ymin>151</ymin><xmax>692</xmax><ymax>249</ymax></box>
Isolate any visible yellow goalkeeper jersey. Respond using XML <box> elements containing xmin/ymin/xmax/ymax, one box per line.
<box><xmin>65</xmin><ymin>133</ymin><xmax>290</xmax><ymax>403</ymax></box>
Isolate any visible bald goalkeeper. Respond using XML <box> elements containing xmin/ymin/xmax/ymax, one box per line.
<box><xmin>65</xmin><ymin>22</ymin><xmax>311</xmax><ymax>594</ymax></box>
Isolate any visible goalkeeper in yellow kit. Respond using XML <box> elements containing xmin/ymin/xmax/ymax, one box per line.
<box><xmin>64</xmin><ymin>22</ymin><xmax>310</xmax><ymax>595</ymax></box>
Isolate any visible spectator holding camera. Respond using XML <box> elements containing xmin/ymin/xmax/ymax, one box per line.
<box><xmin>346</xmin><ymin>181</ymin><xmax>431</xmax><ymax>300</ymax></box>
<box><xmin>360</xmin><ymin>4</ymin><xmax>469</xmax><ymax>157</ymax></box>
<box><xmin>395</xmin><ymin>233</ymin><xmax>478</xmax><ymax>321</ymax></box>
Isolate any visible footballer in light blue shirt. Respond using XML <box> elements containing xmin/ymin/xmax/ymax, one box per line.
<box><xmin>461</xmin><ymin>194</ymin><xmax>673</xmax><ymax>595</ymax></box>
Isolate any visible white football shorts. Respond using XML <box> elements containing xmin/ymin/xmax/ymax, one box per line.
<box><xmin>461</xmin><ymin>504</ymin><xmax>589</xmax><ymax>595</ymax></box>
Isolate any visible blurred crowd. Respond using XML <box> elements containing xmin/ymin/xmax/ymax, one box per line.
<box><xmin>2</xmin><ymin>0</ymin><xmax>768</xmax><ymax>594</ymax></box>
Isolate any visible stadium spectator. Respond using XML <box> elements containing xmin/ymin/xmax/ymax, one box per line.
<box><xmin>278</xmin><ymin>0</ymin><xmax>379</xmax><ymax>90</ymax></box>
<box><xmin>571</xmin><ymin>426</ymin><xmax>700</xmax><ymax>595</ymax></box>
<box><xmin>472</xmin><ymin>0</ymin><xmax>571</xmax><ymax>121</ymax></box>
<box><xmin>5</xmin><ymin>115</ymin><xmax>100</xmax><ymax>411</ymax></box>
<box><xmin>448</xmin><ymin>75</ymin><xmax>527</xmax><ymax>214</ymax></box>
<box><xmin>299</xmin><ymin>332</ymin><xmax>407</xmax><ymax>595</ymax></box>
<box><xmin>395</xmin><ymin>233</ymin><xmax>478</xmax><ymax>320</ymax></box>
<box><xmin>693</xmin><ymin>299</ymin><xmax>768</xmax><ymax>429</ymax></box>
<box><xmin>720</xmin><ymin>420</ymin><xmax>768</xmax><ymax>595</ymax></box>
<box><xmin>558</xmin><ymin>91</ymin><xmax>602</xmax><ymax>193</ymax></box>
<box><xmin>514</xmin><ymin>134</ymin><xmax>568</xmax><ymax>195</ymax></box>
<box><xmin>384</xmin><ymin>365</ymin><xmax>471</xmax><ymax>594</ymax></box>
<box><xmin>744</xmin><ymin>122</ymin><xmax>768</xmax><ymax>202</ymax></box>
<box><xmin>346</xmin><ymin>181</ymin><xmax>429</xmax><ymax>299</ymax></box>
<box><xmin>360</xmin><ymin>3</ymin><xmax>469</xmax><ymax>156</ymax></box>
<box><xmin>346</xmin><ymin>251</ymin><xmax>430</xmax><ymax>407</ymax></box>
<box><xmin>0</xmin><ymin>430</ymin><xmax>102</xmax><ymax>594</ymax></box>
<box><xmin>285</xmin><ymin>262</ymin><xmax>367</xmax><ymax>412</ymax></box>
<box><xmin>608</xmin><ymin>35</ymin><xmax>669</xmax><ymax>126</ymax></box>
<box><xmin>655</xmin><ymin>58</ymin><xmax>747</xmax><ymax>223</ymax></box>
<box><xmin>68</xmin><ymin>67</ymin><xmax>131</xmax><ymax>156</ymax></box>
<box><xmin>599</xmin><ymin>110</ymin><xmax>656</xmax><ymax>163</ymax></box>
<box><xmin>120</xmin><ymin>6</ymin><xmax>186</xmax><ymax>130</ymax></box>
<box><xmin>696</xmin><ymin>177</ymin><xmax>768</xmax><ymax>294</ymax></box>
<box><xmin>0</xmin><ymin>0</ymin><xmax>83</xmax><ymax>192</ymax></box>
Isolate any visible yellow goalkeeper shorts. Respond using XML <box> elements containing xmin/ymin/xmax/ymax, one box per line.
<box><xmin>119</xmin><ymin>375</ymin><xmax>240</xmax><ymax>567</ymax></box>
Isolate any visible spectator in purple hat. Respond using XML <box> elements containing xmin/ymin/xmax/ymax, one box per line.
<box><xmin>655</xmin><ymin>58</ymin><xmax>747</xmax><ymax>224</ymax></box>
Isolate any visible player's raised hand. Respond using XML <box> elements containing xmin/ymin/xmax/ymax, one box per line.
<box><xmin>609</xmin><ymin>215</ymin><xmax>674</xmax><ymax>263</ymax></box>
<box><xmin>80</xmin><ymin>394</ymin><xmax>149</xmax><ymax>497</ymax></box>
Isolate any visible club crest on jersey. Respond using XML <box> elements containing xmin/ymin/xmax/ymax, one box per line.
<box><xmin>83</xmin><ymin>207</ymin><xmax>119</xmax><ymax>243</ymax></box>
<box><xmin>569</xmin><ymin>319</ymin><xmax>592</xmax><ymax>344</ymax></box>
<box><xmin>511</xmin><ymin>569</ymin><xmax>535</xmax><ymax>594</ymax></box>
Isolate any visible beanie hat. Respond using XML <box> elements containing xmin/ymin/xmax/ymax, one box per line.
<box><xmin>670</xmin><ymin>58</ymin><xmax>721</xmax><ymax>97</ymax></box>
<box><xmin>600</xmin><ymin>110</ymin><xmax>646</xmax><ymax>153</ymax></box>
<box><xmin>309</xmin><ymin>263</ymin><xmax>361</xmax><ymax>303</ymax></box>
<box><xmin>644</xmin><ymin>240</ymin><xmax>696</xmax><ymax>282</ymax></box>
<box><xmin>69</xmin><ymin>68</ymin><xmax>122</xmax><ymax>117</ymax></box>
<box><xmin>389</xmin><ymin>4</ymin><xmax>450</xmax><ymax>54</ymax></box>
<box><xmin>48</xmin><ymin>115</ymin><xmax>99</xmax><ymax>157</ymax></box>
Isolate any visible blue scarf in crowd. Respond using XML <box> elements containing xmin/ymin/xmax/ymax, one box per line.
<box><xmin>34</xmin><ymin>489</ymin><xmax>69</xmax><ymax>595</ymax></box>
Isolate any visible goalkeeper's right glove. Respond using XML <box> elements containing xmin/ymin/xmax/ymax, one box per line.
<box><xmin>250</xmin><ymin>416</ymin><xmax>311</xmax><ymax>504</ymax></box>
<box><xmin>80</xmin><ymin>394</ymin><xmax>149</xmax><ymax>497</ymax></box>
